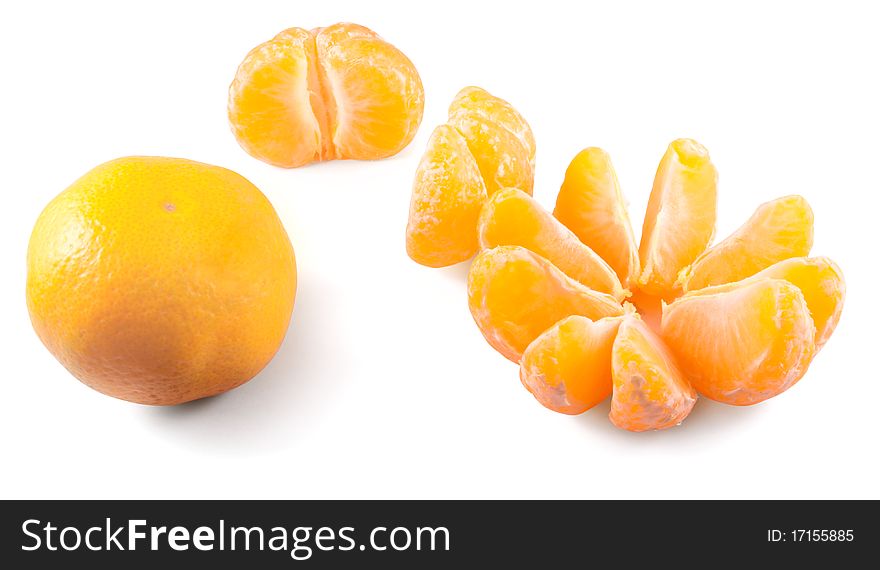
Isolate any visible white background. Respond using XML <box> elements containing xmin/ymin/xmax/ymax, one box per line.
<box><xmin>2</xmin><ymin>0</ymin><xmax>878</xmax><ymax>499</ymax></box>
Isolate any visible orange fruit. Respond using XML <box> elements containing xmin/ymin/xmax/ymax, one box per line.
<box><xmin>406</xmin><ymin>87</ymin><xmax>534</xmax><ymax>267</ymax></box>
<box><xmin>678</xmin><ymin>195</ymin><xmax>814</xmax><ymax>292</ymax></box>
<box><xmin>520</xmin><ymin>314</ymin><xmax>624</xmax><ymax>415</ymax></box>
<box><xmin>610</xmin><ymin>315</ymin><xmax>696</xmax><ymax>431</ymax></box>
<box><xmin>228</xmin><ymin>23</ymin><xmax>424</xmax><ymax>168</ymax></box>
<box><xmin>26</xmin><ymin>157</ymin><xmax>297</xmax><ymax>405</ymax></box>
<box><xmin>554</xmin><ymin>147</ymin><xmax>640</xmax><ymax>287</ymax></box>
<box><xmin>406</xmin><ymin>125</ymin><xmax>487</xmax><ymax>267</ymax></box>
<box><xmin>661</xmin><ymin>278</ymin><xmax>815</xmax><ymax>405</ymax></box>
<box><xmin>478</xmin><ymin>188</ymin><xmax>626</xmax><ymax>300</ymax></box>
<box><xmin>467</xmin><ymin>246</ymin><xmax>624</xmax><ymax>363</ymax></box>
<box><xmin>638</xmin><ymin>139</ymin><xmax>717</xmax><ymax>299</ymax></box>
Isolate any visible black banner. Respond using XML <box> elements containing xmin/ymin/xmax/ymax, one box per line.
<box><xmin>1</xmin><ymin>500</ymin><xmax>875</xmax><ymax>567</ymax></box>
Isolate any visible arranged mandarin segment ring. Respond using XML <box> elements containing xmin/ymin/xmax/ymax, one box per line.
<box><xmin>406</xmin><ymin>87</ymin><xmax>535</xmax><ymax>267</ymax></box>
<box><xmin>229</xmin><ymin>23</ymin><xmax>424</xmax><ymax>168</ymax></box>
<box><xmin>408</xmin><ymin>133</ymin><xmax>845</xmax><ymax>431</ymax></box>
<box><xmin>27</xmin><ymin>157</ymin><xmax>297</xmax><ymax>405</ymax></box>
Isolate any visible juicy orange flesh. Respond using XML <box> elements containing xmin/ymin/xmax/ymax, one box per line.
<box><xmin>610</xmin><ymin>316</ymin><xmax>696</xmax><ymax>431</ymax></box>
<box><xmin>520</xmin><ymin>315</ymin><xmax>622</xmax><ymax>415</ymax></box>
<box><xmin>638</xmin><ymin>139</ymin><xmax>718</xmax><ymax>299</ymax></box>
<box><xmin>679</xmin><ymin>195</ymin><xmax>814</xmax><ymax>291</ymax></box>
<box><xmin>661</xmin><ymin>278</ymin><xmax>816</xmax><ymax>405</ymax></box>
<box><xmin>478</xmin><ymin>188</ymin><xmax>625</xmax><ymax>299</ymax></box>
<box><xmin>406</xmin><ymin>125</ymin><xmax>487</xmax><ymax>267</ymax></box>
<box><xmin>554</xmin><ymin>147</ymin><xmax>640</xmax><ymax>286</ymax></box>
<box><xmin>467</xmin><ymin>246</ymin><xmax>624</xmax><ymax>363</ymax></box>
<box><xmin>229</xmin><ymin>23</ymin><xmax>424</xmax><ymax>168</ymax></box>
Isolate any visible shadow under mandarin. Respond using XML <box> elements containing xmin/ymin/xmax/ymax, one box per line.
<box><xmin>139</xmin><ymin>276</ymin><xmax>339</xmax><ymax>454</ymax></box>
<box><xmin>436</xmin><ymin>259</ymin><xmax>472</xmax><ymax>284</ymax></box>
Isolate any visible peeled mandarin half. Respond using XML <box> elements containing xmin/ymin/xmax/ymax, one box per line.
<box><xmin>678</xmin><ymin>195</ymin><xmax>814</xmax><ymax>292</ymax></box>
<box><xmin>406</xmin><ymin>125</ymin><xmax>487</xmax><ymax>267</ymax></box>
<box><xmin>467</xmin><ymin>246</ymin><xmax>624</xmax><ymax>363</ymax></box>
<box><xmin>447</xmin><ymin>87</ymin><xmax>535</xmax><ymax>196</ymax></box>
<box><xmin>477</xmin><ymin>188</ymin><xmax>626</xmax><ymax>300</ymax></box>
<box><xmin>610</xmin><ymin>315</ymin><xmax>696</xmax><ymax>431</ymax></box>
<box><xmin>661</xmin><ymin>278</ymin><xmax>816</xmax><ymax>405</ymax></box>
<box><xmin>228</xmin><ymin>23</ymin><xmax>424</xmax><ymax>168</ymax></box>
<box><xmin>553</xmin><ymin>148</ymin><xmax>640</xmax><ymax>287</ymax></box>
<box><xmin>743</xmin><ymin>256</ymin><xmax>845</xmax><ymax>350</ymax></box>
<box><xmin>520</xmin><ymin>314</ymin><xmax>624</xmax><ymax>415</ymax></box>
<box><xmin>638</xmin><ymin>139</ymin><xmax>718</xmax><ymax>299</ymax></box>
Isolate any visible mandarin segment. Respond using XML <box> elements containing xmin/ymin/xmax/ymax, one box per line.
<box><xmin>678</xmin><ymin>195</ymin><xmax>814</xmax><ymax>291</ymax></box>
<box><xmin>315</xmin><ymin>23</ymin><xmax>424</xmax><ymax>160</ymax></box>
<box><xmin>661</xmin><ymin>278</ymin><xmax>816</xmax><ymax>405</ymax></box>
<box><xmin>553</xmin><ymin>148</ymin><xmax>640</xmax><ymax>286</ymax></box>
<box><xmin>520</xmin><ymin>315</ymin><xmax>623</xmax><ymax>415</ymax></box>
<box><xmin>406</xmin><ymin>87</ymin><xmax>535</xmax><ymax>267</ymax></box>
<box><xmin>610</xmin><ymin>315</ymin><xmax>696</xmax><ymax>431</ymax></box>
<box><xmin>638</xmin><ymin>139</ymin><xmax>718</xmax><ymax>298</ymax></box>
<box><xmin>228</xmin><ymin>28</ymin><xmax>321</xmax><ymax>168</ymax></box>
<box><xmin>448</xmin><ymin>86</ymin><xmax>536</xmax><ymax>169</ymax></box>
<box><xmin>229</xmin><ymin>23</ymin><xmax>423</xmax><ymax>168</ymax></box>
<box><xmin>739</xmin><ymin>256</ymin><xmax>844</xmax><ymax>350</ymax></box>
<box><xmin>447</xmin><ymin>112</ymin><xmax>534</xmax><ymax>196</ymax></box>
<box><xmin>467</xmin><ymin>246</ymin><xmax>624</xmax><ymax>363</ymax></box>
<box><xmin>406</xmin><ymin>125</ymin><xmax>487</xmax><ymax>267</ymax></box>
<box><xmin>478</xmin><ymin>188</ymin><xmax>626</xmax><ymax>300</ymax></box>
